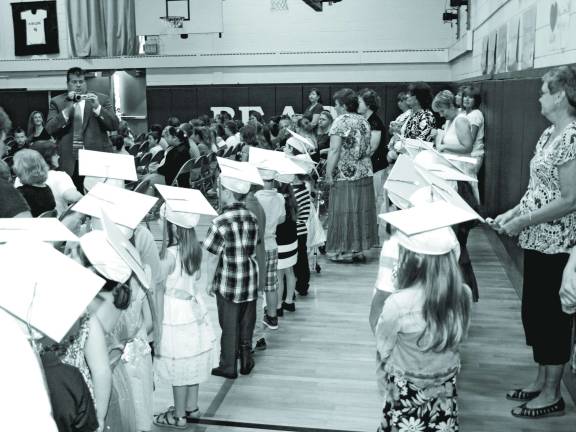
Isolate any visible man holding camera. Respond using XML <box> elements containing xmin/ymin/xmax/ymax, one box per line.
<box><xmin>46</xmin><ymin>67</ymin><xmax>119</xmax><ymax>189</ymax></box>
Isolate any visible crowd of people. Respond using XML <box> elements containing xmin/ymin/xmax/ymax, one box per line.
<box><xmin>1</xmin><ymin>64</ymin><xmax>576</xmax><ymax>432</ymax></box>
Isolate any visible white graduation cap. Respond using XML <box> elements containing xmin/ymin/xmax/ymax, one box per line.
<box><xmin>72</xmin><ymin>182</ymin><xmax>158</xmax><ymax>230</ymax></box>
<box><xmin>286</xmin><ymin>129</ymin><xmax>315</xmax><ymax>154</ymax></box>
<box><xmin>0</xmin><ymin>218</ymin><xmax>78</xmax><ymax>243</ymax></box>
<box><xmin>413</xmin><ymin>150</ymin><xmax>477</xmax><ymax>183</ymax></box>
<box><xmin>393</xmin><ymin>225</ymin><xmax>460</xmax><ymax>256</ymax></box>
<box><xmin>288</xmin><ymin>153</ymin><xmax>317</xmax><ymax>175</ymax></box>
<box><xmin>379</xmin><ymin>201</ymin><xmax>477</xmax><ymax>236</ymax></box>
<box><xmin>412</xmin><ymin>164</ymin><xmax>484</xmax><ymax>223</ymax></box>
<box><xmin>217</xmin><ymin>157</ymin><xmax>263</xmax><ymax>194</ymax></box>
<box><xmin>384</xmin><ymin>154</ymin><xmax>483</xmax><ymax>223</ymax></box>
<box><xmin>78</xmin><ymin>149</ymin><xmax>137</xmax><ymax>182</ymax></box>
<box><xmin>384</xmin><ymin>155</ymin><xmax>430</xmax><ymax>210</ymax></box>
<box><xmin>80</xmin><ymin>229</ymin><xmax>132</xmax><ymax>285</ymax></box>
<box><xmin>155</xmin><ymin>184</ymin><xmax>217</xmax><ymax>228</ymax></box>
<box><xmin>0</xmin><ymin>240</ymin><xmax>105</xmax><ymax>342</ymax></box>
<box><xmin>248</xmin><ymin>146</ymin><xmax>307</xmax><ymax>179</ymax></box>
<box><xmin>99</xmin><ymin>209</ymin><xmax>150</xmax><ymax>290</ymax></box>
<box><xmin>402</xmin><ymin>138</ymin><xmax>434</xmax><ymax>151</ymax></box>
<box><xmin>83</xmin><ymin>176</ymin><xmax>125</xmax><ymax>193</ymax></box>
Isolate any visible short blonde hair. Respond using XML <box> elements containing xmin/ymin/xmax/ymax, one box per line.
<box><xmin>13</xmin><ymin>149</ymin><xmax>48</xmax><ymax>185</ymax></box>
<box><xmin>432</xmin><ymin>90</ymin><xmax>455</xmax><ymax>112</ymax></box>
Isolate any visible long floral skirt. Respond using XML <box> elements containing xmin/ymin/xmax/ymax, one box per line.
<box><xmin>378</xmin><ymin>374</ymin><xmax>459</xmax><ymax>432</ymax></box>
<box><xmin>326</xmin><ymin>177</ymin><xmax>378</xmax><ymax>254</ymax></box>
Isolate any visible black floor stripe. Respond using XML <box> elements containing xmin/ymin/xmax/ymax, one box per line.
<box><xmin>204</xmin><ymin>378</ymin><xmax>235</xmax><ymax>418</ymax></box>
<box><xmin>189</xmin><ymin>418</ymin><xmax>365</xmax><ymax>432</ymax></box>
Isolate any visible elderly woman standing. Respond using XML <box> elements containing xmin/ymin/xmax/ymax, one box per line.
<box><xmin>494</xmin><ymin>65</ymin><xmax>576</xmax><ymax>419</ymax></box>
<box><xmin>326</xmin><ymin>88</ymin><xmax>378</xmax><ymax>263</ymax></box>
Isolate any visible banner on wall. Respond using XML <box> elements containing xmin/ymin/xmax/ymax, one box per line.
<box><xmin>507</xmin><ymin>16</ymin><xmax>520</xmax><ymax>72</ymax></box>
<box><xmin>487</xmin><ymin>30</ymin><xmax>497</xmax><ymax>75</ymax></box>
<box><xmin>480</xmin><ymin>36</ymin><xmax>489</xmax><ymax>75</ymax></box>
<box><xmin>520</xmin><ymin>5</ymin><xmax>536</xmax><ymax>70</ymax></box>
<box><xmin>11</xmin><ymin>1</ymin><xmax>59</xmax><ymax>56</ymax></box>
<box><xmin>542</xmin><ymin>0</ymin><xmax>573</xmax><ymax>55</ymax></box>
<box><xmin>496</xmin><ymin>24</ymin><xmax>507</xmax><ymax>74</ymax></box>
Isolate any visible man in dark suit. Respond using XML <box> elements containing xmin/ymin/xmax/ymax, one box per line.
<box><xmin>46</xmin><ymin>67</ymin><xmax>119</xmax><ymax>190</ymax></box>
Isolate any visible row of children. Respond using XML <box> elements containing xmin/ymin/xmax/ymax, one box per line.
<box><xmin>0</xmin><ymin>136</ymin><xmax>316</xmax><ymax>431</ymax></box>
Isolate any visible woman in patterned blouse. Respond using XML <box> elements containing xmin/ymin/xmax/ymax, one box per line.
<box><xmin>325</xmin><ymin>88</ymin><xmax>378</xmax><ymax>263</ymax></box>
<box><xmin>403</xmin><ymin>82</ymin><xmax>436</xmax><ymax>142</ymax></box>
<box><xmin>494</xmin><ymin>65</ymin><xmax>576</xmax><ymax>419</ymax></box>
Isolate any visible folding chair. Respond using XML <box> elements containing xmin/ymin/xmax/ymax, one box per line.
<box><xmin>171</xmin><ymin>159</ymin><xmax>197</xmax><ymax>188</ymax></box>
<box><xmin>136</xmin><ymin>153</ymin><xmax>152</xmax><ymax>175</ymax></box>
<box><xmin>149</xmin><ymin>150</ymin><xmax>164</xmax><ymax>164</ymax></box>
<box><xmin>134</xmin><ymin>132</ymin><xmax>147</xmax><ymax>143</ymax></box>
<box><xmin>138</xmin><ymin>141</ymin><xmax>150</xmax><ymax>154</ymax></box>
<box><xmin>127</xmin><ymin>144</ymin><xmax>140</xmax><ymax>156</ymax></box>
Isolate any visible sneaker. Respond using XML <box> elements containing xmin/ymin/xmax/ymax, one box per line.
<box><xmin>262</xmin><ymin>314</ymin><xmax>278</xmax><ymax>329</ymax></box>
<box><xmin>255</xmin><ymin>338</ymin><xmax>267</xmax><ymax>350</ymax></box>
<box><xmin>277</xmin><ymin>307</ymin><xmax>284</xmax><ymax>317</ymax></box>
<box><xmin>282</xmin><ymin>301</ymin><xmax>295</xmax><ymax>312</ymax></box>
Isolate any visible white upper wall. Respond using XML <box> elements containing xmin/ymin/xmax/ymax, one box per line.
<box><xmin>451</xmin><ymin>0</ymin><xmax>576</xmax><ymax>81</ymax></box>
<box><xmin>152</xmin><ymin>0</ymin><xmax>454</xmax><ymax>53</ymax></box>
<box><xmin>0</xmin><ymin>0</ymin><xmax>455</xmax><ymax>88</ymax></box>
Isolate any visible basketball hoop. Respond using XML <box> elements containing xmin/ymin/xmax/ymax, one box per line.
<box><xmin>160</xmin><ymin>15</ymin><xmax>185</xmax><ymax>33</ymax></box>
<box><xmin>271</xmin><ymin>0</ymin><xmax>288</xmax><ymax>11</ymax></box>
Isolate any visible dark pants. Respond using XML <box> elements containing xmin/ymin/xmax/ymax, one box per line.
<box><xmin>522</xmin><ymin>249</ymin><xmax>573</xmax><ymax>365</ymax></box>
<box><xmin>454</xmin><ymin>224</ymin><xmax>479</xmax><ymax>302</ymax></box>
<box><xmin>455</xmin><ymin>181</ymin><xmax>479</xmax><ymax>302</ymax></box>
<box><xmin>216</xmin><ymin>292</ymin><xmax>256</xmax><ymax>374</ymax></box>
<box><xmin>72</xmin><ymin>160</ymin><xmax>84</xmax><ymax>193</ymax></box>
<box><xmin>294</xmin><ymin>234</ymin><xmax>310</xmax><ymax>295</ymax></box>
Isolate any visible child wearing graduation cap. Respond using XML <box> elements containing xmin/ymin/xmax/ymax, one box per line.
<box><xmin>374</xmin><ymin>225</ymin><xmax>471</xmax><ymax>432</ymax></box>
<box><xmin>254</xmin><ymin>168</ymin><xmax>285</xmax><ymax>329</ymax></box>
<box><xmin>204</xmin><ymin>158</ymin><xmax>261</xmax><ymax>379</ymax></box>
<box><xmin>154</xmin><ymin>202</ymin><xmax>217</xmax><ymax>428</ymax></box>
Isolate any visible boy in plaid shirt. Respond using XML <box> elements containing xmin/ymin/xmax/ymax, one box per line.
<box><xmin>204</xmin><ymin>158</ymin><xmax>262</xmax><ymax>378</ymax></box>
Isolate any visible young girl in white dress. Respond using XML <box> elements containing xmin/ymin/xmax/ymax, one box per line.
<box><xmin>154</xmin><ymin>204</ymin><xmax>217</xmax><ymax>429</ymax></box>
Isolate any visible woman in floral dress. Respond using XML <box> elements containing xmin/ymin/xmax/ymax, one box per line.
<box><xmin>325</xmin><ymin>88</ymin><xmax>378</xmax><ymax>263</ymax></box>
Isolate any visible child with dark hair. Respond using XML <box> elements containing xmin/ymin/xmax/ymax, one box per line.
<box><xmin>275</xmin><ymin>181</ymin><xmax>299</xmax><ymax>314</ymax></box>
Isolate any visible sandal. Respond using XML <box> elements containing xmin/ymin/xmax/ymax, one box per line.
<box><xmin>185</xmin><ymin>408</ymin><xmax>202</xmax><ymax>423</ymax></box>
<box><xmin>154</xmin><ymin>409</ymin><xmax>187</xmax><ymax>429</ymax></box>
<box><xmin>511</xmin><ymin>398</ymin><xmax>565</xmax><ymax>419</ymax></box>
<box><xmin>329</xmin><ymin>253</ymin><xmax>354</xmax><ymax>263</ymax></box>
<box><xmin>506</xmin><ymin>388</ymin><xmax>541</xmax><ymax>402</ymax></box>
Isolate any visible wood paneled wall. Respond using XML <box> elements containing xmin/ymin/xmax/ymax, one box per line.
<box><xmin>474</xmin><ymin>77</ymin><xmax>549</xmax><ymax>271</ymax></box>
<box><xmin>0</xmin><ymin>91</ymin><xmax>50</xmax><ymax>132</ymax></box>
<box><xmin>146</xmin><ymin>82</ymin><xmax>448</xmax><ymax>131</ymax></box>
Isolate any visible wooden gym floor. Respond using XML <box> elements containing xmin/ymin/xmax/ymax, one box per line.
<box><xmin>149</xmin><ymin>223</ymin><xmax>574</xmax><ymax>431</ymax></box>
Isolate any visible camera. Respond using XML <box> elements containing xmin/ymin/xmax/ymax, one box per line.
<box><xmin>70</xmin><ymin>93</ymin><xmax>88</xmax><ymax>102</ymax></box>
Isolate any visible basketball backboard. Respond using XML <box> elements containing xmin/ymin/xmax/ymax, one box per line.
<box><xmin>135</xmin><ymin>0</ymin><xmax>224</xmax><ymax>36</ymax></box>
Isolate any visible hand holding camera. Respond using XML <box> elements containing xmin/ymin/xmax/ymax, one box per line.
<box><xmin>67</xmin><ymin>91</ymin><xmax>88</xmax><ymax>103</ymax></box>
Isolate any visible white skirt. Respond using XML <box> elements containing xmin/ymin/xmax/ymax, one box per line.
<box><xmin>155</xmin><ymin>295</ymin><xmax>217</xmax><ymax>386</ymax></box>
